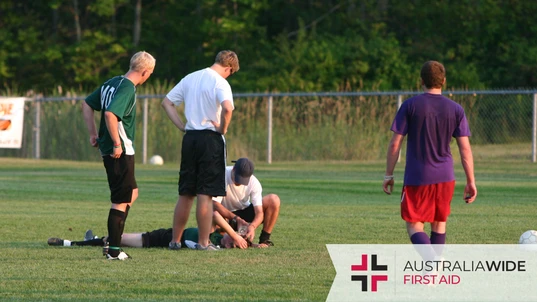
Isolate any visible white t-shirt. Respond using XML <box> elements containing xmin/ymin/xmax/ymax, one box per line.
<box><xmin>166</xmin><ymin>68</ymin><xmax>234</xmax><ymax>131</ymax></box>
<box><xmin>214</xmin><ymin>166</ymin><xmax>263</xmax><ymax>211</ymax></box>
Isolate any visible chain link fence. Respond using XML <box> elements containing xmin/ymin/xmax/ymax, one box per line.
<box><xmin>1</xmin><ymin>91</ymin><xmax>536</xmax><ymax>164</ymax></box>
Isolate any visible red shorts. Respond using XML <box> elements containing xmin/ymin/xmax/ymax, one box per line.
<box><xmin>400</xmin><ymin>181</ymin><xmax>455</xmax><ymax>223</ymax></box>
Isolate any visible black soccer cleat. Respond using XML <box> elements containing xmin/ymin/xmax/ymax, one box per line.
<box><xmin>102</xmin><ymin>242</ymin><xmax>109</xmax><ymax>256</ymax></box>
<box><xmin>84</xmin><ymin>229</ymin><xmax>95</xmax><ymax>241</ymax></box>
<box><xmin>106</xmin><ymin>250</ymin><xmax>131</xmax><ymax>260</ymax></box>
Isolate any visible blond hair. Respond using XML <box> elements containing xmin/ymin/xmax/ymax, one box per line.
<box><xmin>130</xmin><ymin>51</ymin><xmax>156</xmax><ymax>72</ymax></box>
<box><xmin>215</xmin><ymin>50</ymin><xmax>240</xmax><ymax>74</ymax></box>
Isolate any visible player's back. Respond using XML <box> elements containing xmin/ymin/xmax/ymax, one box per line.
<box><xmin>180</xmin><ymin>68</ymin><xmax>231</xmax><ymax>130</ymax></box>
<box><xmin>398</xmin><ymin>93</ymin><xmax>469</xmax><ymax>185</ymax></box>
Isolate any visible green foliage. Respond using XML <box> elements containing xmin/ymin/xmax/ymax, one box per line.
<box><xmin>250</xmin><ymin>22</ymin><xmax>415</xmax><ymax>92</ymax></box>
<box><xmin>87</xmin><ymin>0</ymin><xmax>130</xmax><ymax>17</ymax></box>
<box><xmin>2</xmin><ymin>1</ymin><xmax>537</xmax><ymax>94</ymax></box>
<box><xmin>65</xmin><ymin>31</ymin><xmax>128</xmax><ymax>86</ymax></box>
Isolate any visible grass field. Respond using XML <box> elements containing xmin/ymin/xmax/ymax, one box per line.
<box><xmin>0</xmin><ymin>156</ymin><xmax>536</xmax><ymax>301</ymax></box>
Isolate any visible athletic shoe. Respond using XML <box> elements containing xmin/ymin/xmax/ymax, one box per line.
<box><xmin>423</xmin><ymin>269</ymin><xmax>438</xmax><ymax>288</ymax></box>
<box><xmin>102</xmin><ymin>242</ymin><xmax>109</xmax><ymax>256</ymax></box>
<box><xmin>259</xmin><ymin>239</ymin><xmax>274</xmax><ymax>247</ymax></box>
<box><xmin>168</xmin><ymin>241</ymin><xmax>181</xmax><ymax>250</ymax></box>
<box><xmin>184</xmin><ymin>240</ymin><xmax>197</xmax><ymax>249</ymax></box>
<box><xmin>84</xmin><ymin>229</ymin><xmax>94</xmax><ymax>241</ymax></box>
<box><xmin>106</xmin><ymin>251</ymin><xmax>131</xmax><ymax>260</ymax></box>
<box><xmin>195</xmin><ymin>243</ymin><xmax>220</xmax><ymax>251</ymax></box>
<box><xmin>47</xmin><ymin>237</ymin><xmax>64</xmax><ymax>246</ymax></box>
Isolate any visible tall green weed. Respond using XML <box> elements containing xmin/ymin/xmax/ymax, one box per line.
<box><xmin>0</xmin><ymin>87</ymin><xmax>533</xmax><ymax>163</ymax></box>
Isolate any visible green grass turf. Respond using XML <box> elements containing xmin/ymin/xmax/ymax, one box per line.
<box><xmin>0</xmin><ymin>157</ymin><xmax>536</xmax><ymax>301</ymax></box>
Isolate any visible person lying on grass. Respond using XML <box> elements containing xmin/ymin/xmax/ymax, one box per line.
<box><xmin>48</xmin><ymin>211</ymin><xmax>270</xmax><ymax>249</ymax></box>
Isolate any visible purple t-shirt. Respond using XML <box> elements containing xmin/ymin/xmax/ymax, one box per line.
<box><xmin>391</xmin><ymin>93</ymin><xmax>471</xmax><ymax>186</ymax></box>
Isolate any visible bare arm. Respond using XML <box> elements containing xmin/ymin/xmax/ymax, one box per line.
<box><xmin>104</xmin><ymin>111</ymin><xmax>122</xmax><ymax>158</ymax></box>
<box><xmin>82</xmin><ymin>102</ymin><xmax>98</xmax><ymax>147</ymax></box>
<box><xmin>383</xmin><ymin>133</ymin><xmax>404</xmax><ymax>194</ymax></box>
<box><xmin>213</xmin><ymin>200</ymin><xmax>249</xmax><ymax>229</ymax></box>
<box><xmin>213</xmin><ymin>201</ymin><xmax>235</xmax><ymax>220</ymax></box>
<box><xmin>456</xmin><ymin>136</ymin><xmax>477</xmax><ymax>203</ymax></box>
<box><xmin>215</xmin><ymin>100</ymin><xmax>233</xmax><ymax>135</ymax></box>
<box><xmin>161</xmin><ymin>97</ymin><xmax>186</xmax><ymax>132</ymax></box>
<box><xmin>212</xmin><ymin>211</ymin><xmax>248</xmax><ymax>249</ymax></box>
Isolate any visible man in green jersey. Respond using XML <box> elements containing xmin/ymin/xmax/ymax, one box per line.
<box><xmin>82</xmin><ymin>51</ymin><xmax>156</xmax><ymax>260</ymax></box>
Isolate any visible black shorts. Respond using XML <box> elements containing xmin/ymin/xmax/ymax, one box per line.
<box><xmin>178</xmin><ymin>130</ymin><xmax>226</xmax><ymax>197</ymax></box>
<box><xmin>102</xmin><ymin>154</ymin><xmax>137</xmax><ymax>204</ymax></box>
<box><xmin>141</xmin><ymin>228</ymin><xmax>174</xmax><ymax>248</ymax></box>
<box><xmin>233</xmin><ymin>204</ymin><xmax>255</xmax><ymax>223</ymax></box>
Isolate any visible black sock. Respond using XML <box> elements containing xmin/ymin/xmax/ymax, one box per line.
<box><xmin>72</xmin><ymin>237</ymin><xmax>105</xmax><ymax>246</ymax></box>
<box><xmin>120</xmin><ymin>205</ymin><xmax>131</xmax><ymax>235</ymax></box>
<box><xmin>259</xmin><ymin>230</ymin><xmax>271</xmax><ymax>243</ymax></box>
<box><xmin>107</xmin><ymin>209</ymin><xmax>126</xmax><ymax>257</ymax></box>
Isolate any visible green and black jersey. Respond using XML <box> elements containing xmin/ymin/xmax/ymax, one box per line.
<box><xmin>85</xmin><ymin>76</ymin><xmax>137</xmax><ymax>156</ymax></box>
<box><xmin>141</xmin><ymin>228</ymin><xmax>224</xmax><ymax>248</ymax></box>
<box><xmin>183</xmin><ymin>228</ymin><xmax>224</xmax><ymax>246</ymax></box>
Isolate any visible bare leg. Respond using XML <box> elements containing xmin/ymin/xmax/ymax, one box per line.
<box><xmin>431</xmin><ymin>221</ymin><xmax>446</xmax><ymax>234</ymax></box>
<box><xmin>196</xmin><ymin>194</ymin><xmax>213</xmax><ymax>247</ymax></box>
<box><xmin>261</xmin><ymin>194</ymin><xmax>280</xmax><ymax>233</ymax></box>
<box><xmin>120</xmin><ymin>233</ymin><xmax>144</xmax><ymax>248</ymax></box>
<box><xmin>171</xmin><ymin>195</ymin><xmax>195</xmax><ymax>243</ymax></box>
<box><xmin>406</xmin><ymin>221</ymin><xmax>425</xmax><ymax>237</ymax></box>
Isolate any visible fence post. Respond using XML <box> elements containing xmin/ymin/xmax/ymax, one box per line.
<box><xmin>34</xmin><ymin>97</ymin><xmax>41</xmax><ymax>159</ymax></box>
<box><xmin>267</xmin><ymin>96</ymin><xmax>273</xmax><ymax>164</ymax></box>
<box><xmin>531</xmin><ymin>93</ymin><xmax>537</xmax><ymax>162</ymax></box>
<box><xmin>142</xmin><ymin>97</ymin><xmax>148</xmax><ymax>164</ymax></box>
<box><xmin>397</xmin><ymin>94</ymin><xmax>402</xmax><ymax>163</ymax></box>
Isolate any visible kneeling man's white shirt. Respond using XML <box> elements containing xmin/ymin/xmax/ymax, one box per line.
<box><xmin>214</xmin><ymin>167</ymin><xmax>263</xmax><ymax>211</ymax></box>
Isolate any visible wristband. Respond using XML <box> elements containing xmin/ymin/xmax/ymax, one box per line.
<box><xmin>384</xmin><ymin>175</ymin><xmax>394</xmax><ymax>181</ymax></box>
<box><xmin>230</xmin><ymin>215</ymin><xmax>238</xmax><ymax>231</ymax></box>
<box><xmin>113</xmin><ymin>145</ymin><xmax>121</xmax><ymax>149</ymax></box>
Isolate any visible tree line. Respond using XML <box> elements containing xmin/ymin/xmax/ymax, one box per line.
<box><xmin>1</xmin><ymin>0</ymin><xmax>537</xmax><ymax>95</ymax></box>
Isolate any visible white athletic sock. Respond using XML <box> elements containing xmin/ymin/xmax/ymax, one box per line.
<box><xmin>63</xmin><ymin>240</ymin><xmax>71</xmax><ymax>247</ymax></box>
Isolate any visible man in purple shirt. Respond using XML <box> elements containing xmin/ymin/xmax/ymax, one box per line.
<box><xmin>383</xmin><ymin>61</ymin><xmax>477</xmax><ymax>250</ymax></box>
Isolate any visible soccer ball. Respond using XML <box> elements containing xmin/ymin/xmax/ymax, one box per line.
<box><xmin>519</xmin><ymin>230</ymin><xmax>537</xmax><ymax>244</ymax></box>
<box><xmin>149</xmin><ymin>155</ymin><xmax>164</xmax><ymax>165</ymax></box>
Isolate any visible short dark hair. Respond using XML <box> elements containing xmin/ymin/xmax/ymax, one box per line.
<box><xmin>420</xmin><ymin>61</ymin><xmax>445</xmax><ymax>89</ymax></box>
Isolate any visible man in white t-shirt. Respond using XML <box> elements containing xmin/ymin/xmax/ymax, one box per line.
<box><xmin>161</xmin><ymin>50</ymin><xmax>239</xmax><ymax>251</ymax></box>
<box><xmin>213</xmin><ymin>158</ymin><xmax>280</xmax><ymax>246</ymax></box>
